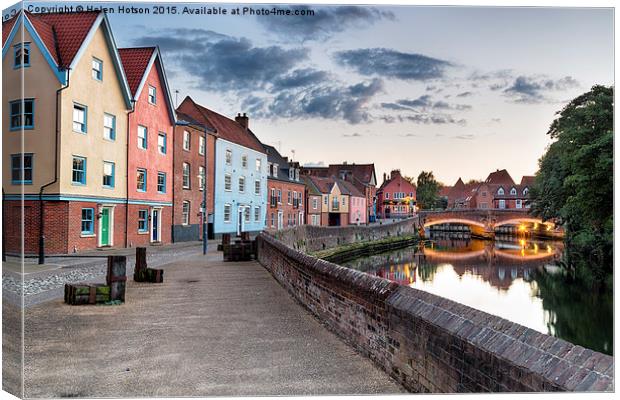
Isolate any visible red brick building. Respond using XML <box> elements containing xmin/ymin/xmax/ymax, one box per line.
<box><xmin>264</xmin><ymin>144</ymin><xmax>305</xmax><ymax>230</ymax></box>
<box><xmin>119</xmin><ymin>46</ymin><xmax>175</xmax><ymax>247</ymax></box>
<box><xmin>447</xmin><ymin>170</ymin><xmax>535</xmax><ymax>210</ymax></box>
<box><xmin>172</xmin><ymin>109</ymin><xmax>217</xmax><ymax>242</ymax></box>
<box><xmin>377</xmin><ymin>170</ymin><xmax>417</xmax><ymax>219</ymax></box>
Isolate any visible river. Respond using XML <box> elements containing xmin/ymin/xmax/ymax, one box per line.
<box><xmin>340</xmin><ymin>231</ymin><xmax>613</xmax><ymax>355</ymax></box>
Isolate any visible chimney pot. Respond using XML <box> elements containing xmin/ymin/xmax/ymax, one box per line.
<box><xmin>235</xmin><ymin>112</ymin><xmax>249</xmax><ymax>129</ymax></box>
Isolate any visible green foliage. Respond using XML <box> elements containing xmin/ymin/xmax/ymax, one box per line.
<box><xmin>530</xmin><ymin>85</ymin><xmax>613</xmax><ymax>287</ymax></box>
<box><xmin>416</xmin><ymin>171</ymin><xmax>440</xmax><ymax>210</ymax></box>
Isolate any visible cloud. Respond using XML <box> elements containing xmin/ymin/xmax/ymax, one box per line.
<box><xmin>503</xmin><ymin>75</ymin><xmax>579</xmax><ymax>103</ymax></box>
<box><xmin>342</xmin><ymin>132</ymin><xmax>363</xmax><ymax>138</ymax></box>
<box><xmin>271</xmin><ymin>68</ymin><xmax>329</xmax><ymax>91</ymax></box>
<box><xmin>134</xmin><ymin>29</ymin><xmax>308</xmax><ymax>91</ymax></box>
<box><xmin>382</xmin><ymin>95</ymin><xmax>472</xmax><ymax>112</ymax></box>
<box><xmin>457</xmin><ymin>91</ymin><xmax>473</xmax><ymax>97</ymax></box>
<box><xmin>491</xmin><ymin>118</ymin><xmax>501</xmax><ymax>123</ymax></box>
<box><xmin>257</xmin><ymin>6</ymin><xmax>395</xmax><ymax>41</ymax></box>
<box><xmin>334</xmin><ymin>48</ymin><xmax>452</xmax><ymax>81</ymax></box>
<box><xmin>380</xmin><ymin>114</ymin><xmax>466</xmax><ymax>125</ymax></box>
<box><xmin>454</xmin><ymin>134</ymin><xmax>475</xmax><ymax>140</ymax></box>
<box><xmin>399</xmin><ymin>133</ymin><xmax>418</xmax><ymax>137</ymax></box>
<box><xmin>304</xmin><ymin>161</ymin><xmax>326</xmax><ymax>167</ymax></box>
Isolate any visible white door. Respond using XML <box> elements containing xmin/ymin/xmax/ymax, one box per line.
<box><xmin>151</xmin><ymin>208</ymin><xmax>161</xmax><ymax>242</ymax></box>
<box><xmin>237</xmin><ymin>207</ymin><xmax>244</xmax><ymax>235</ymax></box>
<box><xmin>277</xmin><ymin>211</ymin><xmax>283</xmax><ymax>230</ymax></box>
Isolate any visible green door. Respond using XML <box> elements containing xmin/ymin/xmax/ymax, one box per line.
<box><xmin>101</xmin><ymin>208</ymin><xmax>110</xmax><ymax>246</ymax></box>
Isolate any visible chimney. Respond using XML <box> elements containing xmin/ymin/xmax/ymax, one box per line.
<box><xmin>383</xmin><ymin>172</ymin><xmax>387</xmax><ymax>182</ymax></box>
<box><xmin>235</xmin><ymin>112</ymin><xmax>249</xmax><ymax>129</ymax></box>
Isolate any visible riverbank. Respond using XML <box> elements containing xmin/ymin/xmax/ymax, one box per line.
<box><xmin>311</xmin><ymin>234</ymin><xmax>419</xmax><ymax>264</ymax></box>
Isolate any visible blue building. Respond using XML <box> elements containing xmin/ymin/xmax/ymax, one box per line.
<box><xmin>176</xmin><ymin>98</ymin><xmax>267</xmax><ymax>236</ymax></box>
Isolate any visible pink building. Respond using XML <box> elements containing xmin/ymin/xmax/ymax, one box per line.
<box><xmin>341</xmin><ymin>180</ymin><xmax>367</xmax><ymax>225</ymax></box>
<box><xmin>377</xmin><ymin>169</ymin><xmax>417</xmax><ymax>218</ymax></box>
<box><xmin>119</xmin><ymin>46</ymin><xmax>175</xmax><ymax>246</ymax></box>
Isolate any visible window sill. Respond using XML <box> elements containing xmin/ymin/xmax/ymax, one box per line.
<box><xmin>103</xmin><ymin>186</ymin><xmax>115</xmax><ymax>190</ymax></box>
<box><xmin>138</xmin><ymin>231</ymin><xmax>149</xmax><ymax>235</ymax></box>
<box><xmin>103</xmin><ymin>137</ymin><xmax>116</xmax><ymax>142</ymax></box>
<box><xmin>73</xmin><ymin>130</ymin><xmax>87</xmax><ymax>135</ymax></box>
<box><xmin>81</xmin><ymin>233</ymin><xmax>95</xmax><ymax>238</ymax></box>
<box><xmin>10</xmin><ymin>126</ymin><xmax>34</xmax><ymax>131</ymax></box>
<box><xmin>12</xmin><ymin>181</ymin><xmax>32</xmax><ymax>185</ymax></box>
<box><xmin>72</xmin><ymin>182</ymin><xmax>86</xmax><ymax>186</ymax></box>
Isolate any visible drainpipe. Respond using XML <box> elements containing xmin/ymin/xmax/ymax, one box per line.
<box><xmin>125</xmin><ymin>100</ymin><xmax>136</xmax><ymax>248</ymax></box>
<box><xmin>38</xmin><ymin>68</ymin><xmax>71</xmax><ymax>264</ymax></box>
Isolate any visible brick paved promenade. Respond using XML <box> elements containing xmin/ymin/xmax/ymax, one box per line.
<box><xmin>3</xmin><ymin>247</ymin><xmax>403</xmax><ymax>397</ymax></box>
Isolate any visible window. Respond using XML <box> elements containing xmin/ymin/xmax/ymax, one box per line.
<box><xmin>138</xmin><ymin>210</ymin><xmax>148</xmax><ymax>232</ymax></box>
<box><xmin>11</xmin><ymin>153</ymin><xmax>33</xmax><ymax>184</ymax></box>
<box><xmin>254</xmin><ymin>206</ymin><xmax>260</xmax><ymax>222</ymax></box>
<box><xmin>157</xmin><ymin>172</ymin><xmax>166</xmax><ymax>193</ymax></box>
<box><xmin>498</xmin><ymin>199</ymin><xmax>506</xmax><ymax>209</ymax></box>
<box><xmin>293</xmin><ymin>191</ymin><xmax>297</xmax><ymax>207</ymax></box>
<box><xmin>244</xmin><ymin>207</ymin><xmax>250</xmax><ymax>223</ymax></box>
<box><xmin>254</xmin><ymin>180</ymin><xmax>260</xmax><ymax>195</ymax></box>
<box><xmin>183</xmin><ymin>130</ymin><xmax>190</xmax><ymax>151</ymax></box>
<box><xmin>313</xmin><ymin>198</ymin><xmax>318</xmax><ymax>209</ymax></box>
<box><xmin>81</xmin><ymin>208</ymin><xmax>94</xmax><ymax>235</ymax></box>
<box><xmin>73</xmin><ymin>103</ymin><xmax>87</xmax><ymax>133</ymax></box>
<box><xmin>242</xmin><ymin>155</ymin><xmax>248</xmax><ymax>168</ymax></box>
<box><xmin>102</xmin><ymin>161</ymin><xmax>115</xmax><ymax>188</ymax></box>
<box><xmin>277</xmin><ymin>189</ymin><xmax>282</xmax><ymax>204</ymax></box>
<box><xmin>238</xmin><ymin>176</ymin><xmax>245</xmax><ymax>193</ymax></box>
<box><xmin>497</xmin><ymin>187</ymin><xmax>505</xmax><ymax>195</ymax></box>
<box><xmin>137</xmin><ymin>125</ymin><xmax>147</xmax><ymax>149</ymax></box>
<box><xmin>199</xmin><ymin>136</ymin><xmax>205</xmax><ymax>155</ymax></box>
<box><xmin>299</xmin><ymin>193</ymin><xmax>303</xmax><ymax>206</ymax></box>
<box><xmin>103</xmin><ymin>113</ymin><xmax>115</xmax><ymax>140</ymax></box>
<box><xmin>510</xmin><ymin>187</ymin><xmax>517</xmax><ymax>196</ymax></box>
<box><xmin>91</xmin><ymin>57</ymin><xmax>103</xmax><ymax>80</ymax></box>
<box><xmin>273</xmin><ymin>164</ymin><xmax>279</xmax><ymax>177</ymax></box>
<box><xmin>385</xmin><ymin>193</ymin><xmax>389</xmax><ymax>199</ymax></box>
<box><xmin>523</xmin><ymin>187</ymin><xmax>529</xmax><ymax>196</ymax></box>
<box><xmin>342</xmin><ymin>196</ymin><xmax>347</xmax><ymax>206</ymax></box>
<box><xmin>256</xmin><ymin>159</ymin><xmax>261</xmax><ymax>172</ymax></box>
<box><xmin>287</xmin><ymin>190</ymin><xmax>292</xmax><ymax>205</ymax></box>
<box><xmin>183</xmin><ymin>163</ymin><xmax>191</xmax><ymax>189</ymax></box>
<box><xmin>323</xmin><ymin>196</ymin><xmax>328</xmax><ymax>205</ymax></box>
<box><xmin>271</xmin><ymin>213</ymin><xmax>275</xmax><ymax>227</ymax></box>
<box><xmin>225</xmin><ymin>149</ymin><xmax>232</xmax><ymax>165</ymax></box>
<box><xmin>198</xmin><ymin>167</ymin><xmax>205</xmax><ymax>191</ymax></box>
<box><xmin>516</xmin><ymin>199</ymin><xmax>523</xmax><ymax>209</ymax></box>
<box><xmin>72</xmin><ymin>156</ymin><xmax>87</xmax><ymax>184</ymax></box>
<box><xmin>332</xmin><ymin>197</ymin><xmax>339</xmax><ymax>210</ymax></box>
<box><xmin>14</xmin><ymin>43</ymin><xmax>30</xmax><ymax>68</ymax></box>
<box><xmin>148</xmin><ymin>85</ymin><xmax>156</xmax><ymax>104</ymax></box>
<box><xmin>224</xmin><ymin>204</ymin><xmax>231</xmax><ymax>223</ymax></box>
<box><xmin>137</xmin><ymin>168</ymin><xmax>147</xmax><ymax>191</ymax></box>
<box><xmin>289</xmin><ymin>168</ymin><xmax>294</xmax><ymax>180</ymax></box>
<box><xmin>224</xmin><ymin>173</ymin><xmax>232</xmax><ymax>191</ymax></box>
<box><xmin>182</xmin><ymin>201</ymin><xmax>190</xmax><ymax>225</ymax></box>
<box><xmin>10</xmin><ymin>99</ymin><xmax>34</xmax><ymax>130</ymax></box>
<box><xmin>158</xmin><ymin>133</ymin><xmax>167</xmax><ymax>154</ymax></box>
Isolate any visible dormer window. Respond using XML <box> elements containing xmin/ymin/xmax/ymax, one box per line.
<box><xmin>273</xmin><ymin>164</ymin><xmax>279</xmax><ymax>177</ymax></box>
<box><xmin>295</xmin><ymin>169</ymin><xmax>299</xmax><ymax>181</ymax></box>
<box><xmin>148</xmin><ymin>85</ymin><xmax>156</xmax><ymax>104</ymax></box>
<box><xmin>510</xmin><ymin>187</ymin><xmax>517</xmax><ymax>195</ymax></box>
<box><xmin>523</xmin><ymin>187</ymin><xmax>529</xmax><ymax>196</ymax></box>
<box><xmin>497</xmin><ymin>187</ymin><xmax>505</xmax><ymax>195</ymax></box>
<box><xmin>92</xmin><ymin>57</ymin><xmax>103</xmax><ymax>80</ymax></box>
<box><xmin>14</xmin><ymin>43</ymin><xmax>30</xmax><ymax>68</ymax></box>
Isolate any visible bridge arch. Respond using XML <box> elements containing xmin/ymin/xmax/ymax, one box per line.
<box><xmin>423</xmin><ymin>218</ymin><xmax>486</xmax><ymax>229</ymax></box>
<box><xmin>494</xmin><ymin>218</ymin><xmax>553</xmax><ymax>229</ymax></box>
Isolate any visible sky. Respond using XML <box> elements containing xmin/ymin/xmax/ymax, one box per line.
<box><xmin>6</xmin><ymin>1</ymin><xmax>614</xmax><ymax>185</ymax></box>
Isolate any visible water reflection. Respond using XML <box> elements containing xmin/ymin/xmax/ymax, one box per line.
<box><xmin>341</xmin><ymin>232</ymin><xmax>612</xmax><ymax>355</ymax></box>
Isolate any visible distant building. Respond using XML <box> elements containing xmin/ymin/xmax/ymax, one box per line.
<box><xmin>302</xmin><ymin>162</ymin><xmax>377</xmax><ymax>222</ymax></box>
<box><xmin>304</xmin><ymin>176</ymin><xmax>359</xmax><ymax>226</ymax></box>
<box><xmin>447</xmin><ymin>170</ymin><xmax>534</xmax><ymax>210</ymax></box>
<box><xmin>377</xmin><ymin>170</ymin><xmax>417</xmax><ymax>218</ymax></box>
<box><xmin>303</xmin><ymin>176</ymin><xmax>324</xmax><ymax>226</ymax></box>
<box><xmin>263</xmin><ymin>144</ymin><xmax>305</xmax><ymax>230</ymax></box>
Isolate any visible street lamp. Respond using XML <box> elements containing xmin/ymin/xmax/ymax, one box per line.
<box><xmin>175</xmin><ymin>119</ymin><xmax>216</xmax><ymax>255</ymax></box>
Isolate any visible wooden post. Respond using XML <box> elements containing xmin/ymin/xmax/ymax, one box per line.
<box><xmin>136</xmin><ymin>247</ymin><xmax>147</xmax><ymax>272</ymax></box>
<box><xmin>107</xmin><ymin>256</ymin><xmax>127</xmax><ymax>302</ymax></box>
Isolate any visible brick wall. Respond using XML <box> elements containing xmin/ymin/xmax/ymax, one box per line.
<box><xmin>270</xmin><ymin>218</ymin><xmax>417</xmax><ymax>253</ymax></box>
<box><xmin>126</xmin><ymin>204</ymin><xmax>173</xmax><ymax>247</ymax></box>
<box><xmin>256</xmin><ymin>231</ymin><xmax>614</xmax><ymax>393</ymax></box>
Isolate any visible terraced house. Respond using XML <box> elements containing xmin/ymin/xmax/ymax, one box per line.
<box><xmin>263</xmin><ymin>144</ymin><xmax>305</xmax><ymax>230</ymax></box>
<box><xmin>176</xmin><ymin>97</ymin><xmax>267</xmax><ymax>236</ymax></box>
<box><xmin>2</xmin><ymin>11</ymin><xmax>132</xmax><ymax>255</ymax></box>
<box><xmin>119</xmin><ymin>46</ymin><xmax>175</xmax><ymax>247</ymax></box>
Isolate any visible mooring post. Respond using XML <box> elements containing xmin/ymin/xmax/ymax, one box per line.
<box><xmin>107</xmin><ymin>255</ymin><xmax>127</xmax><ymax>302</ymax></box>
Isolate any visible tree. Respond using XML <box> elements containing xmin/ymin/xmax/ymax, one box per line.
<box><xmin>416</xmin><ymin>171</ymin><xmax>440</xmax><ymax>210</ymax></box>
<box><xmin>530</xmin><ymin>85</ymin><xmax>613</xmax><ymax>288</ymax></box>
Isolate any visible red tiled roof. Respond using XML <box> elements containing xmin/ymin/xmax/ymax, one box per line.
<box><xmin>326</xmin><ymin>164</ymin><xmax>376</xmax><ymax>186</ymax></box>
<box><xmin>118</xmin><ymin>47</ymin><xmax>155</xmax><ymax>96</ymax></box>
<box><xmin>439</xmin><ymin>186</ymin><xmax>451</xmax><ymax>197</ymax></box>
<box><xmin>7</xmin><ymin>11</ymin><xmax>100</xmax><ymax>68</ymax></box>
<box><xmin>520</xmin><ymin>176</ymin><xmax>535</xmax><ymax>187</ymax></box>
<box><xmin>176</xmin><ymin>97</ymin><xmax>265</xmax><ymax>153</ymax></box>
<box><xmin>307</xmin><ymin>176</ymin><xmax>335</xmax><ymax>194</ymax></box>
<box><xmin>339</xmin><ymin>179</ymin><xmax>364</xmax><ymax>197</ymax></box>
<box><xmin>485</xmin><ymin>169</ymin><xmax>515</xmax><ymax>186</ymax></box>
<box><xmin>2</xmin><ymin>13</ymin><xmax>18</xmax><ymax>47</ymax></box>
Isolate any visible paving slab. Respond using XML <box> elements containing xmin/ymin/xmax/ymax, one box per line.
<box><xmin>4</xmin><ymin>250</ymin><xmax>404</xmax><ymax>397</ymax></box>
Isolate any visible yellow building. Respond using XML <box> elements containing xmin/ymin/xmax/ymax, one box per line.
<box><xmin>2</xmin><ymin>11</ymin><xmax>133</xmax><ymax>255</ymax></box>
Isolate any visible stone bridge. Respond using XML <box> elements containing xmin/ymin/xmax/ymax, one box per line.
<box><xmin>417</xmin><ymin>209</ymin><xmax>558</xmax><ymax>238</ymax></box>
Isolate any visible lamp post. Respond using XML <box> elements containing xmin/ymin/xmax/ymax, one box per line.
<box><xmin>175</xmin><ymin>119</ymin><xmax>216</xmax><ymax>256</ymax></box>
